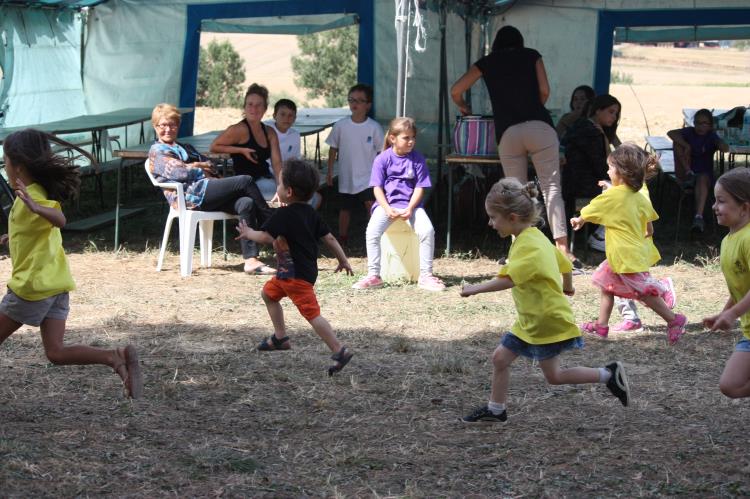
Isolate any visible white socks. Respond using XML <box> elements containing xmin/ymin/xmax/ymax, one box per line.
<box><xmin>599</xmin><ymin>367</ymin><xmax>612</xmax><ymax>383</ymax></box>
<box><xmin>487</xmin><ymin>401</ymin><xmax>506</xmax><ymax>414</ymax></box>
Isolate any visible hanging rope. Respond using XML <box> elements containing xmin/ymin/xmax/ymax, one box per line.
<box><xmin>412</xmin><ymin>0</ymin><xmax>427</xmax><ymax>53</ymax></box>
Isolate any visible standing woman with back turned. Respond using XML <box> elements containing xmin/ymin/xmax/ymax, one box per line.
<box><xmin>451</xmin><ymin>25</ymin><xmax>580</xmax><ymax>269</ymax></box>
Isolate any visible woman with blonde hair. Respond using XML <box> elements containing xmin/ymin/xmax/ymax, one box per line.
<box><xmin>148</xmin><ymin>103</ymin><xmax>274</xmax><ymax>274</ymax></box>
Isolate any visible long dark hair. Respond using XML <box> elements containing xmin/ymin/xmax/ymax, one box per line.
<box><xmin>491</xmin><ymin>26</ymin><xmax>524</xmax><ymax>52</ymax></box>
<box><xmin>588</xmin><ymin>94</ymin><xmax>621</xmax><ymax>143</ymax></box>
<box><xmin>3</xmin><ymin>129</ymin><xmax>86</xmax><ymax>202</ymax></box>
<box><xmin>569</xmin><ymin>85</ymin><xmax>596</xmax><ymax>113</ymax></box>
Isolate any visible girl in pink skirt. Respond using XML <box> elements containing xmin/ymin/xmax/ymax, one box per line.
<box><xmin>570</xmin><ymin>143</ymin><xmax>687</xmax><ymax>345</ymax></box>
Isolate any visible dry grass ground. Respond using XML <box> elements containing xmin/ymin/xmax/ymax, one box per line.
<box><xmin>0</xmin><ymin>242</ymin><xmax>748</xmax><ymax>496</ymax></box>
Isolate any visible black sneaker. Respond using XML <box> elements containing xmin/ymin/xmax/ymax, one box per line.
<box><xmin>691</xmin><ymin>216</ymin><xmax>705</xmax><ymax>233</ymax></box>
<box><xmin>605</xmin><ymin>361</ymin><xmax>630</xmax><ymax>406</ymax></box>
<box><xmin>462</xmin><ymin>405</ymin><xmax>507</xmax><ymax>423</ymax></box>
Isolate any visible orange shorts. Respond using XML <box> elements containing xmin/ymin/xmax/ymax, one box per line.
<box><xmin>262</xmin><ymin>277</ymin><xmax>321</xmax><ymax>321</ymax></box>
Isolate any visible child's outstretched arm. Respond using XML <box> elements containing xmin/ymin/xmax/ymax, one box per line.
<box><xmin>15</xmin><ymin>179</ymin><xmax>65</xmax><ymax>228</ymax></box>
<box><xmin>703</xmin><ymin>295</ymin><xmax>747</xmax><ymax>331</ymax></box>
<box><xmin>235</xmin><ymin>220</ymin><xmax>273</xmax><ymax>245</ymax></box>
<box><xmin>570</xmin><ymin>216</ymin><xmax>586</xmax><ymax>231</ymax></box>
<box><xmin>460</xmin><ymin>276</ymin><xmax>513</xmax><ymax>297</ymax></box>
<box><xmin>321</xmin><ymin>233</ymin><xmax>353</xmax><ymax>275</ymax></box>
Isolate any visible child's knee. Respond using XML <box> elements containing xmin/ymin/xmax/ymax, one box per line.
<box><xmin>261</xmin><ymin>289</ymin><xmax>275</xmax><ymax>305</ymax></box>
<box><xmin>45</xmin><ymin>347</ymin><xmax>65</xmax><ymax>365</ymax></box>
<box><xmin>719</xmin><ymin>379</ymin><xmax>743</xmax><ymax>398</ymax></box>
<box><xmin>491</xmin><ymin>348</ymin><xmax>511</xmax><ymax>369</ymax></box>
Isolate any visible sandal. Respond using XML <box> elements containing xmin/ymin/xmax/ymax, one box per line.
<box><xmin>257</xmin><ymin>335</ymin><xmax>291</xmax><ymax>351</ymax></box>
<box><xmin>328</xmin><ymin>346</ymin><xmax>353</xmax><ymax>376</ymax></box>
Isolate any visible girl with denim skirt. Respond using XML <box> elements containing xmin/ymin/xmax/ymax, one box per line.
<box><xmin>703</xmin><ymin>168</ymin><xmax>750</xmax><ymax>399</ymax></box>
<box><xmin>571</xmin><ymin>143</ymin><xmax>687</xmax><ymax>345</ymax></box>
<box><xmin>0</xmin><ymin>129</ymin><xmax>142</xmax><ymax>398</ymax></box>
<box><xmin>460</xmin><ymin>178</ymin><xmax>629</xmax><ymax>423</ymax></box>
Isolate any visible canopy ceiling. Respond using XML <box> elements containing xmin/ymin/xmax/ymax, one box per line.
<box><xmin>1</xmin><ymin>0</ymin><xmax>107</xmax><ymax>8</ymax></box>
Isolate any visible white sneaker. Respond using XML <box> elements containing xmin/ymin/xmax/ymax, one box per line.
<box><xmin>418</xmin><ymin>275</ymin><xmax>446</xmax><ymax>292</ymax></box>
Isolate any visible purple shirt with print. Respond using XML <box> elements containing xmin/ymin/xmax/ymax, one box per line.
<box><xmin>369</xmin><ymin>148</ymin><xmax>431</xmax><ymax>211</ymax></box>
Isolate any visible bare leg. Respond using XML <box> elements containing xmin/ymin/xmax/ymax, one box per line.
<box><xmin>40</xmin><ymin>318</ymin><xmax>119</xmax><ymax>367</ymax></box>
<box><xmin>598</xmin><ymin>290</ymin><xmax>615</xmax><ymax>326</ymax></box>
<box><xmin>261</xmin><ymin>290</ymin><xmax>286</xmax><ymax>340</ymax></box>
<box><xmin>308</xmin><ymin>315</ymin><xmax>342</xmax><ymax>353</ymax></box>
<box><xmin>694</xmin><ymin>174</ymin><xmax>710</xmax><ymax>218</ymax></box>
<box><xmin>339</xmin><ymin>209</ymin><xmax>351</xmax><ymax>239</ymax></box>
<box><xmin>640</xmin><ymin>294</ymin><xmax>676</xmax><ymax>323</ymax></box>
<box><xmin>0</xmin><ymin>313</ymin><xmax>23</xmax><ymax>346</ymax></box>
<box><xmin>539</xmin><ymin>355</ymin><xmax>600</xmax><ymax>385</ymax></box>
<box><xmin>555</xmin><ymin>237</ymin><xmax>576</xmax><ymax>261</ymax></box>
<box><xmin>489</xmin><ymin>345</ymin><xmax>517</xmax><ymax>404</ymax></box>
<box><xmin>719</xmin><ymin>351</ymin><xmax>750</xmax><ymax>398</ymax></box>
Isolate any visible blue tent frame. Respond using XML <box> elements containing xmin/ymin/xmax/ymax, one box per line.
<box><xmin>179</xmin><ymin>0</ymin><xmax>374</xmax><ymax>134</ymax></box>
<box><xmin>594</xmin><ymin>8</ymin><xmax>750</xmax><ymax>95</ymax></box>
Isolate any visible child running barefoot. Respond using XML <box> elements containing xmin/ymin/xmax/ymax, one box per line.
<box><xmin>352</xmin><ymin>117</ymin><xmax>445</xmax><ymax>291</ymax></box>
<box><xmin>236</xmin><ymin>159</ymin><xmax>354</xmax><ymax>375</ymax></box>
<box><xmin>0</xmin><ymin>129</ymin><xmax>142</xmax><ymax>398</ymax></box>
<box><xmin>571</xmin><ymin>143</ymin><xmax>687</xmax><ymax>344</ymax></box>
<box><xmin>703</xmin><ymin>168</ymin><xmax>750</xmax><ymax>398</ymax></box>
<box><xmin>461</xmin><ymin>178</ymin><xmax>629</xmax><ymax>423</ymax></box>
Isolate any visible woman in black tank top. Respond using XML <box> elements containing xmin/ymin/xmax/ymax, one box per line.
<box><xmin>211</xmin><ymin>83</ymin><xmax>283</xmax><ymax>202</ymax></box>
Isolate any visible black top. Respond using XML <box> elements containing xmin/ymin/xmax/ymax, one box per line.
<box><xmin>561</xmin><ymin>117</ymin><xmax>608</xmax><ymax>201</ymax></box>
<box><xmin>230</xmin><ymin>120</ymin><xmax>272</xmax><ymax>179</ymax></box>
<box><xmin>474</xmin><ymin>47</ymin><xmax>553</xmax><ymax>143</ymax></box>
<box><xmin>262</xmin><ymin>203</ymin><xmax>331</xmax><ymax>284</ymax></box>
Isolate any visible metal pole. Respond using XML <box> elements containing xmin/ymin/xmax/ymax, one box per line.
<box><xmin>395</xmin><ymin>0</ymin><xmax>409</xmax><ymax>117</ymax></box>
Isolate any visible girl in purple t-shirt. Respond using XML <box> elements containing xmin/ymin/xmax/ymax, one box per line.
<box><xmin>352</xmin><ymin>117</ymin><xmax>445</xmax><ymax>291</ymax></box>
<box><xmin>667</xmin><ymin>108</ymin><xmax>729</xmax><ymax>233</ymax></box>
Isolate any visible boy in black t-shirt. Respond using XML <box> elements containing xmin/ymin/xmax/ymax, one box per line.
<box><xmin>236</xmin><ymin>159</ymin><xmax>354</xmax><ymax>375</ymax></box>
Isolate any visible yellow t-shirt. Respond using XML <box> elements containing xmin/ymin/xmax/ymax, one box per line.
<box><xmin>7</xmin><ymin>183</ymin><xmax>75</xmax><ymax>301</ymax></box>
<box><xmin>720</xmin><ymin>222</ymin><xmax>750</xmax><ymax>339</ymax></box>
<box><xmin>640</xmin><ymin>185</ymin><xmax>661</xmax><ymax>266</ymax></box>
<box><xmin>498</xmin><ymin>227</ymin><xmax>580</xmax><ymax>345</ymax></box>
<box><xmin>580</xmin><ymin>184</ymin><xmax>658</xmax><ymax>273</ymax></box>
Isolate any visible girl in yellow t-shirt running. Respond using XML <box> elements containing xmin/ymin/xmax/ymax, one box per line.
<box><xmin>0</xmin><ymin>129</ymin><xmax>142</xmax><ymax>398</ymax></box>
<box><xmin>571</xmin><ymin>143</ymin><xmax>687</xmax><ymax>345</ymax></box>
<box><xmin>703</xmin><ymin>168</ymin><xmax>750</xmax><ymax>399</ymax></box>
<box><xmin>460</xmin><ymin>178</ymin><xmax>629</xmax><ymax>423</ymax></box>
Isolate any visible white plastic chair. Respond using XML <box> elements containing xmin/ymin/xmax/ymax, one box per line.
<box><xmin>144</xmin><ymin>161</ymin><xmax>238</xmax><ymax>277</ymax></box>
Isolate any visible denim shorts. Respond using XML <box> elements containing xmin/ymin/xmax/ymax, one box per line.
<box><xmin>0</xmin><ymin>289</ymin><xmax>70</xmax><ymax>326</ymax></box>
<box><xmin>501</xmin><ymin>332</ymin><xmax>585</xmax><ymax>361</ymax></box>
<box><xmin>735</xmin><ymin>338</ymin><xmax>750</xmax><ymax>353</ymax></box>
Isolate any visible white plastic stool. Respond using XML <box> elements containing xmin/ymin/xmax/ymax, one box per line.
<box><xmin>380</xmin><ymin>219</ymin><xmax>419</xmax><ymax>282</ymax></box>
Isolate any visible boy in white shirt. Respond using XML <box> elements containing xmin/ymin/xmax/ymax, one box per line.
<box><xmin>265</xmin><ymin>99</ymin><xmax>321</xmax><ymax>209</ymax></box>
<box><xmin>325</xmin><ymin>83</ymin><xmax>384</xmax><ymax>245</ymax></box>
